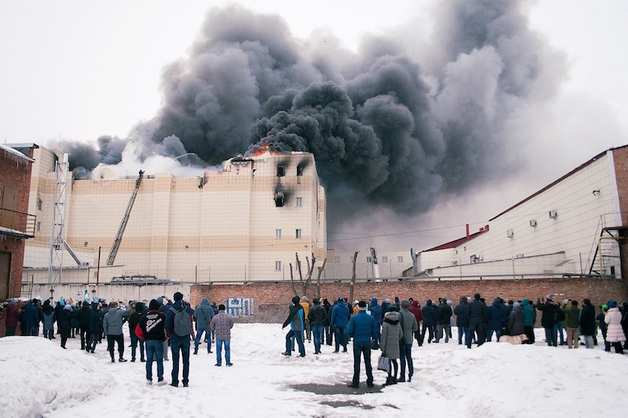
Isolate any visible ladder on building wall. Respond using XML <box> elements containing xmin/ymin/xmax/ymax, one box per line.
<box><xmin>106</xmin><ymin>170</ymin><xmax>144</xmax><ymax>266</ymax></box>
<box><xmin>589</xmin><ymin>227</ymin><xmax>622</xmax><ymax>277</ymax></box>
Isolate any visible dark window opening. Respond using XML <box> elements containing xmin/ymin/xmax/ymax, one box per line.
<box><xmin>296</xmin><ymin>166</ymin><xmax>304</xmax><ymax>176</ymax></box>
<box><xmin>277</xmin><ymin>165</ymin><xmax>285</xmax><ymax>177</ymax></box>
<box><xmin>274</xmin><ymin>191</ymin><xmax>284</xmax><ymax>207</ymax></box>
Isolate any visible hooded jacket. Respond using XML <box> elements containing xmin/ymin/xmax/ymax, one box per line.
<box><xmin>381</xmin><ymin>311</ymin><xmax>403</xmax><ymax>359</ymax></box>
<box><xmin>194</xmin><ymin>298</ymin><xmax>215</xmax><ymax>330</ymax></box>
<box><xmin>508</xmin><ymin>304</ymin><xmax>525</xmax><ymax>335</ymax></box>
<box><xmin>605</xmin><ymin>306</ymin><xmax>626</xmax><ymax>342</ymax></box>
<box><xmin>331</xmin><ymin>299</ymin><xmax>350</xmax><ymax>328</ymax></box>
<box><xmin>408</xmin><ymin>300</ymin><xmax>423</xmax><ymax>323</ymax></box>
<box><xmin>522</xmin><ymin>299</ymin><xmax>536</xmax><ymax>327</ymax></box>
<box><xmin>422</xmin><ymin>300</ymin><xmax>438</xmax><ymax>326</ymax></box>
<box><xmin>370</xmin><ymin>298</ymin><xmax>383</xmax><ymax>325</ymax></box>
<box><xmin>103</xmin><ymin>307</ymin><xmax>129</xmax><ymax>336</ymax></box>
<box><xmin>487</xmin><ymin>299</ymin><xmax>506</xmax><ymax>330</ymax></box>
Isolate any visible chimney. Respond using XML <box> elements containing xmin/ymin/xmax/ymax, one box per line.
<box><xmin>466</xmin><ymin>224</ymin><xmax>470</xmax><ymax>239</ymax></box>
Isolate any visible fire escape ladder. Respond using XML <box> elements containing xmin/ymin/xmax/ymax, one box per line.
<box><xmin>106</xmin><ymin>170</ymin><xmax>144</xmax><ymax>266</ymax></box>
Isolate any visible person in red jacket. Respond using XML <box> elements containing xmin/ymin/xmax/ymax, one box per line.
<box><xmin>5</xmin><ymin>299</ymin><xmax>21</xmax><ymax>336</ymax></box>
<box><xmin>408</xmin><ymin>300</ymin><xmax>423</xmax><ymax>346</ymax></box>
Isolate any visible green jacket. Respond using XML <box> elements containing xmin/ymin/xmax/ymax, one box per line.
<box><xmin>562</xmin><ymin>305</ymin><xmax>580</xmax><ymax>328</ymax></box>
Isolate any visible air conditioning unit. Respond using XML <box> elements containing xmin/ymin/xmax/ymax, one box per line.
<box><xmin>549</xmin><ymin>210</ymin><xmax>558</xmax><ymax>219</ymax></box>
<box><xmin>529</xmin><ymin>219</ymin><xmax>537</xmax><ymax>227</ymax></box>
<box><xmin>507</xmin><ymin>229</ymin><xmax>514</xmax><ymax>238</ymax></box>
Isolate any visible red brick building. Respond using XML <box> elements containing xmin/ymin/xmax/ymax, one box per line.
<box><xmin>0</xmin><ymin>144</ymin><xmax>35</xmax><ymax>300</ymax></box>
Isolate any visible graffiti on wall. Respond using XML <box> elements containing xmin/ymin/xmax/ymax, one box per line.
<box><xmin>227</xmin><ymin>297</ymin><xmax>254</xmax><ymax>317</ymax></box>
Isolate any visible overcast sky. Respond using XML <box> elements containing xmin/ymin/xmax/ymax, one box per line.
<box><xmin>1</xmin><ymin>0</ymin><xmax>626</xmax><ymax>249</ymax></box>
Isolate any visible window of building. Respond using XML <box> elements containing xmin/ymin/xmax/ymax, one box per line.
<box><xmin>296</xmin><ymin>197</ymin><xmax>302</xmax><ymax>207</ymax></box>
<box><xmin>36</xmin><ymin>197</ymin><xmax>43</xmax><ymax>211</ymax></box>
<box><xmin>296</xmin><ymin>166</ymin><xmax>304</xmax><ymax>176</ymax></box>
<box><xmin>382</xmin><ymin>256</ymin><xmax>388</xmax><ymax>263</ymax></box>
<box><xmin>36</xmin><ymin>221</ymin><xmax>41</xmax><ymax>232</ymax></box>
<box><xmin>275</xmin><ymin>229</ymin><xmax>282</xmax><ymax>239</ymax></box>
<box><xmin>398</xmin><ymin>256</ymin><xmax>404</xmax><ymax>263</ymax></box>
<box><xmin>275</xmin><ymin>261</ymin><xmax>282</xmax><ymax>271</ymax></box>
<box><xmin>276</xmin><ymin>165</ymin><xmax>285</xmax><ymax>177</ymax></box>
<box><xmin>295</xmin><ymin>229</ymin><xmax>302</xmax><ymax>239</ymax></box>
<box><xmin>366</xmin><ymin>256</ymin><xmax>372</xmax><ymax>263</ymax></box>
<box><xmin>334</xmin><ymin>256</ymin><xmax>340</xmax><ymax>263</ymax></box>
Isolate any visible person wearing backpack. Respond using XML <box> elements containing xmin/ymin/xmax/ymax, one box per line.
<box><xmin>165</xmin><ymin>292</ymin><xmax>195</xmax><ymax>388</ymax></box>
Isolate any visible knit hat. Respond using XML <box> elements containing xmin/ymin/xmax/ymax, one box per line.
<box><xmin>608</xmin><ymin>300</ymin><xmax>617</xmax><ymax>308</ymax></box>
<box><xmin>401</xmin><ymin>300</ymin><xmax>411</xmax><ymax>309</ymax></box>
<box><xmin>301</xmin><ymin>296</ymin><xmax>308</xmax><ymax>302</ymax></box>
<box><xmin>513</xmin><ymin>302</ymin><xmax>520</xmax><ymax>308</ymax></box>
<box><xmin>358</xmin><ymin>300</ymin><xmax>367</xmax><ymax>310</ymax></box>
<box><xmin>149</xmin><ymin>299</ymin><xmax>160</xmax><ymax>311</ymax></box>
<box><xmin>156</xmin><ymin>296</ymin><xmax>164</xmax><ymax>305</ymax></box>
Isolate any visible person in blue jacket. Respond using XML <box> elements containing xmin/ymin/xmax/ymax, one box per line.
<box><xmin>346</xmin><ymin>300</ymin><xmax>377</xmax><ymax>388</ymax></box>
<box><xmin>331</xmin><ymin>297</ymin><xmax>350</xmax><ymax>353</ymax></box>
<box><xmin>281</xmin><ymin>296</ymin><xmax>306</xmax><ymax>357</ymax></box>
<box><xmin>369</xmin><ymin>298</ymin><xmax>382</xmax><ymax>349</ymax></box>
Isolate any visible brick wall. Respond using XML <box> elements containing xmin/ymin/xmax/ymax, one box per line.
<box><xmin>0</xmin><ymin>148</ymin><xmax>32</xmax><ymax>301</ymax></box>
<box><xmin>191</xmin><ymin>277</ymin><xmax>628</xmax><ymax>323</ymax></box>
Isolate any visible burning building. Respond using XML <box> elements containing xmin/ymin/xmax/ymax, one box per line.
<box><xmin>16</xmin><ymin>144</ymin><xmax>326</xmax><ymax>285</ymax></box>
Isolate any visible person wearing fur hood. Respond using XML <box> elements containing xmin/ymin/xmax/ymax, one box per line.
<box><xmin>604</xmin><ymin>300</ymin><xmax>625</xmax><ymax>354</ymax></box>
<box><xmin>381</xmin><ymin>308</ymin><xmax>403</xmax><ymax>386</ymax></box>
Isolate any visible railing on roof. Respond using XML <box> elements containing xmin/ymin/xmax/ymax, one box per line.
<box><xmin>0</xmin><ymin>208</ymin><xmax>36</xmax><ymax>237</ymax></box>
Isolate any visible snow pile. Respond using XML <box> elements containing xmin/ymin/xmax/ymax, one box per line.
<box><xmin>2</xmin><ymin>325</ymin><xmax>628</xmax><ymax>417</ymax></box>
<box><xmin>0</xmin><ymin>337</ymin><xmax>111</xmax><ymax>417</ymax></box>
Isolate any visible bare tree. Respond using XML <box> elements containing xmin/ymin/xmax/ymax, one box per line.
<box><xmin>289</xmin><ymin>252</ymin><xmax>326</xmax><ymax>299</ymax></box>
<box><xmin>349</xmin><ymin>251</ymin><xmax>358</xmax><ymax>304</ymax></box>
<box><xmin>315</xmin><ymin>258</ymin><xmax>328</xmax><ymax>299</ymax></box>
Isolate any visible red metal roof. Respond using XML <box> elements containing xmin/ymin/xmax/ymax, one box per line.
<box><xmin>423</xmin><ymin>227</ymin><xmax>489</xmax><ymax>252</ymax></box>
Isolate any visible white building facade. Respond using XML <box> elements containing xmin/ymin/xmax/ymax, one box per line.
<box><xmin>414</xmin><ymin>146</ymin><xmax>628</xmax><ymax>280</ymax></box>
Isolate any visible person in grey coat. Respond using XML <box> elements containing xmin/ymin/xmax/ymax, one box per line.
<box><xmin>381</xmin><ymin>308</ymin><xmax>403</xmax><ymax>386</ymax></box>
<box><xmin>508</xmin><ymin>302</ymin><xmax>525</xmax><ymax>336</ymax></box>
<box><xmin>398</xmin><ymin>300</ymin><xmax>418</xmax><ymax>382</ymax></box>
<box><xmin>193</xmin><ymin>297</ymin><xmax>215</xmax><ymax>355</ymax></box>
<box><xmin>103</xmin><ymin>301</ymin><xmax>129</xmax><ymax>362</ymax></box>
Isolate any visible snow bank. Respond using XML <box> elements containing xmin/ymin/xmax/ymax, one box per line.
<box><xmin>0</xmin><ymin>337</ymin><xmax>112</xmax><ymax>417</ymax></box>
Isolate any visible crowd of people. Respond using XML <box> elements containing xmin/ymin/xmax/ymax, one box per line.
<box><xmin>4</xmin><ymin>291</ymin><xmax>628</xmax><ymax>389</ymax></box>
<box><xmin>280</xmin><ymin>293</ymin><xmax>628</xmax><ymax>388</ymax></box>
<box><xmin>2</xmin><ymin>292</ymin><xmax>234</xmax><ymax>388</ymax></box>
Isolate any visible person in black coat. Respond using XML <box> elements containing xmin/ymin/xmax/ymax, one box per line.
<box><xmin>58</xmin><ymin>305</ymin><xmax>74</xmax><ymax>349</ymax></box>
<box><xmin>86</xmin><ymin>303</ymin><xmax>101</xmax><ymax>353</ymax></box>
<box><xmin>454</xmin><ymin>297</ymin><xmax>470</xmax><ymax>345</ymax></box>
<box><xmin>579</xmin><ymin>298</ymin><xmax>597</xmax><ymax>349</ymax></box>
<box><xmin>77</xmin><ymin>302</ymin><xmax>93</xmax><ymax>350</ymax></box>
<box><xmin>421</xmin><ymin>300</ymin><xmax>438</xmax><ymax>344</ymax></box>
<box><xmin>536</xmin><ymin>298</ymin><xmax>558</xmax><ymax>347</ymax></box>
<box><xmin>435</xmin><ymin>298</ymin><xmax>452</xmax><ymax>343</ymax></box>
<box><xmin>466</xmin><ymin>293</ymin><xmax>488</xmax><ymax>348</ymax></box>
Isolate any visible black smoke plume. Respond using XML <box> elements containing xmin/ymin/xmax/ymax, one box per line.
<box><xmin>61</xmin><ymin>0</ymin><xmax>564</xmax><ymax>236</ymax></box>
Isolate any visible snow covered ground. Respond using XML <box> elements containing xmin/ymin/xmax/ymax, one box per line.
<box><xmin>2</xmin><ymin>325</ymin><xmax>627</xmax><ymax>418</ymax></box>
